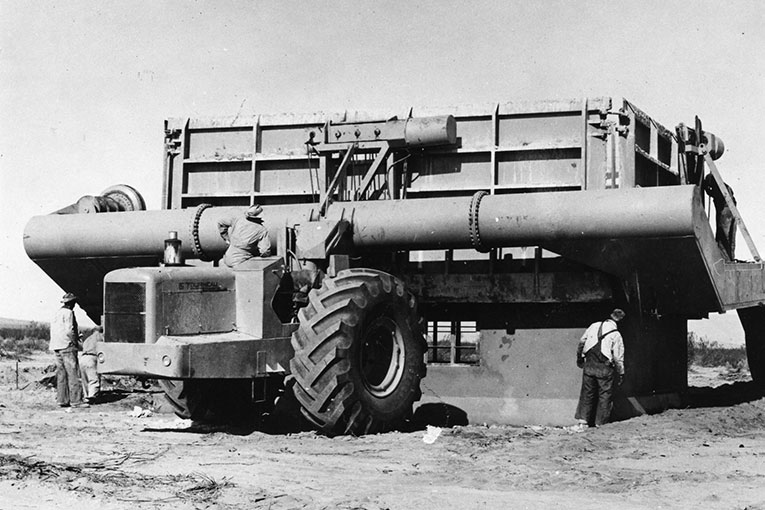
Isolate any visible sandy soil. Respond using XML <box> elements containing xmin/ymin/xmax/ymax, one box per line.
<box><xmin>1</xmin><ymin>354</ymin><xmax>765</xmax><ymax>509</ymax></box>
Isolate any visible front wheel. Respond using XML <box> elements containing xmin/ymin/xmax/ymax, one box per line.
<box><xmin>159</xmin><ymin>379</ymin><xmax>264</xmax><ymax>423</ymax></box>
<box><xmin>159</xmin><ymin>379</ymin><xmax>210</xmax><ymax>420</ymax></box>
<box><xmin>290</xmin><ymin>268</ymin><xmax>426</xmax><ymax>436</ymax></box>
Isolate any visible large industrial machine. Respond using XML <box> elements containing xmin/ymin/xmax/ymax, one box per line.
<box><xmin>25</xmin><ymin>97</ymin><xmax>765</xmax><ymax>434</ymax></box>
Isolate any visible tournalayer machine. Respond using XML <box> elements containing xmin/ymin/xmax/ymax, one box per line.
<box><xmin>25</xmin><ymin>98</ymin><xmax>765</xmax><ymax>434</ymax></box>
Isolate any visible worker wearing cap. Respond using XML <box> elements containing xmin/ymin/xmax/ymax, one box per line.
<box><xmin>50</xmin><ymin>293</ymin><xmax>88</xmax><ymax>408</ymax></box>
<box><xmin>574</xmin><ymin>308</ymin><xmax>626</xmax><ymax>427</ymax></box>
<box><xmin>217</xmin><ymin>204</ymin><xmax>272</xmax><ymax>267</ymax></box>
<box><xmin>79</xmin><ymin>325</ymin><xmax>102</xmax><ymax>403</ymax></box>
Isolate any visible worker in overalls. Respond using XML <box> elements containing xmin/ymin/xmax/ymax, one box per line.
<box><xmin>574</xmin><ymin>308</ymin><xmax>626</xmax><ymax>428</ymax></box>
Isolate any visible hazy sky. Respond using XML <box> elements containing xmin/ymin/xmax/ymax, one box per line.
<box><xmin>1</xmin><ymin>1</ymin><xmax>763</xmax><ymax>341</ymax></box>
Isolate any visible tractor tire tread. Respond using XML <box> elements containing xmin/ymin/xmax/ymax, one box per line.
<box><xmin>290</xmin><ymin>268</ymin><xmax>424</xmax><ymax>435</ymax></box>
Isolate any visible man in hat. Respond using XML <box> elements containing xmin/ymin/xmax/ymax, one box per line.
<box><xmin>50</xmin><ymin>292</ymin><xmax>88</xmax><ymax>408</ymax></box>
<box><xmin>217</xmin><ymin>204</ymin><xmax>272</xmax><ymax>267</ymax></box>
<box><xmin>574</xmin><ymin>308</ymin><xmax>626</xmax><ymax>428</ymax></box>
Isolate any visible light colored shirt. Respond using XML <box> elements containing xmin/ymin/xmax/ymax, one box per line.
<box><xmin>81</xmin><ymin>330</ymin><xmax>102</xmax><ymax>355</ymax></box>
<box><xmin>578</xmin><ymin>319</ymin><xmax>625</xmax><ymax>375</ymax></box>
<box><xmin>217</xmin><ymin>214</ymin><xmax>271</xmax><ymax>267</ymax></box>
<box><xmin>50</xmin><ymin>307</ymin><xmax>79</xmax><ymax>351</ymax></box>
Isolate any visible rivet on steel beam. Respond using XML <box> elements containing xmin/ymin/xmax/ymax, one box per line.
<box><xmin>374</xmin><ymin>127</ymin><xmax>381</xmax><ymax>137</ymax></box>
<box><xmin>335</xmin><ymin>130</ymin><xmax>341</xmax><ymax>139</ymax></box>
<box><xmin>354</xmin><ymin>129</ymin><xmax>361</xmax><ymax>138</ymax></box>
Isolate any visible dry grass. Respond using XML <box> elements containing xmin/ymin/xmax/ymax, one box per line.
<box><xmin>0</xmin><ymin>323</ymin><xmax>101</xmax><ymax>359</ymax></box>
<box><xmin>177</xmin><ymin>472</ymin><xmax>233</xmax><ymax>503</ymax></box>
<box><xmin>0</xmin><ymin>453</ymin><xmax>233</xmax><ymax>506</ymax></box>
<box><xmin>687</xmin><ymin>332</ymin><xmax>748</xmax><ymax>369</ymax></box>
<box><xmin>0</xmin><ymin>322</ymin><xmax>50</xmax><ymax>358</ymax></box>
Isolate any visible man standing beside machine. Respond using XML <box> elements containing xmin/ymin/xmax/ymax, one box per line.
<box><xmin>50</xmin><ymin>293</ymin><xmax>88</xmax><ymax>408</ymax></box>
<box><xmin>574</xmin><ymin>308</ymin><xmax>626</xmax><ymax>428</ymax></box>
<box><xmin>79</xmin><ymin>325</ymin><xmax>102</xmax><ymax>403</ymax></box>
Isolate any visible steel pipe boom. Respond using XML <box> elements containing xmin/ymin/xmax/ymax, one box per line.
<box><xmin>333</xmin><ymin>186</ymin><xmax>698</xmax><ymax>252</ymax></box>
<box><xmin>24</xmin><ymin>186</ymin><xmax>700</xmax><ymax>261</ymax></box>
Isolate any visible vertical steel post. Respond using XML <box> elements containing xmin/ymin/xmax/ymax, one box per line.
<box><xmin>580</xmin><ymin>98</ymin><xmax>588</xmax><ymax>190</ymax></box>
<box><xmin>450</xmin><ymin>322</ymin><xmax>457</xmax><ymax>365</ymax></box>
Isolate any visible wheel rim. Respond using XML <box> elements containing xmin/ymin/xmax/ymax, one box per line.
<box><xmin>360</xmin><ymin>315</ymin><xmax>406</xmax><ymax>398</ymax></box>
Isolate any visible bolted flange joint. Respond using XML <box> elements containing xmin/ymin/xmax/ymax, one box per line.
<box><xmin>469</xmin><ymin>190</ymin><xmax>490</xmax><ymax>253</ymax></box>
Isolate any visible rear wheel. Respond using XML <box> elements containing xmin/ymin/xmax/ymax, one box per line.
<box><xmin>290</xmin><ymin>268</ymin><xmax>426</xmax><ymax>436</ymax></box>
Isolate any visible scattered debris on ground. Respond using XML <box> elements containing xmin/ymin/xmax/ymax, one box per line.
<box><xmin>1</xmin><ymin>353</ymin><xmax>764</xmax><ymax>509</ymax></box>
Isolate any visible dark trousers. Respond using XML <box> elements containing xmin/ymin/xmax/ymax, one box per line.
<box><xmin>575</xmin><ymin>369</ymin><xmax>614</xmax><ymax>426</ymax></box>
<box><xmin>55</xmin><ymin>348</ymin><xmax>84</xmax><ymax>406</ymax></box>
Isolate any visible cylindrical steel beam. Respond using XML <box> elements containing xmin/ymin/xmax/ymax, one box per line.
<box><xmin>403</xmin><ymin>116</ymin><xmax>457</xmax><ymax>146</ymax></box>
<box><xmin>329</xmin><ymin>185</ymin><xmax>699</xmax><ymax>251</ymax></box>
<box><xmin>25</xmin><ymin>185</ymin><xmax>701</xmax><ymax>262</ymax></box>
<box><xmin>326</xmin><ymin>115</ymin><xmax>456</xmax><ymax>148</ymax></box>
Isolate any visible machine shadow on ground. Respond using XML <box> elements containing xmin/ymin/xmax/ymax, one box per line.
<box><xmin>136</xmin><ymin>379</ymin><xmax>764</xmax><ymax>437</ymax></box>
<box><xmin>91</xmin><ymin>389</ymin><xmax>135</xmax><ymax>405</ymax></box>
<box><xmin>685</xmin><ymin>380</ymin><xmax>764</xmax><ymax>408</ymax></box>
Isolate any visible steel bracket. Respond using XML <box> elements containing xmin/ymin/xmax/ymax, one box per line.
<box><xmin>295</xmin><ymin>219</ymin><xmax>350</xmax><ymax>260</ymax></box>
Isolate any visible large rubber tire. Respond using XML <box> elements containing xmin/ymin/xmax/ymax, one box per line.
<box><xmin>159</xmin><ymin>379</ymin><xmax>210</xmax><ymax>421</ymax></box>
<box><xmin>290</xmin><ymin>268</ymin><xmax>426</xmax><ymax>436</ymax></box>
<box><xmin>160</xmin><ymin>379</ymin><xmax>263</xmax><ymax>423</ymax></box>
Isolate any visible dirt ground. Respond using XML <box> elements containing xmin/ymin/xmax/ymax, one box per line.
<box><xmin>1</xmin><ymin>355</ymin><xmax>765</xmax><ymax>510</ymax></box>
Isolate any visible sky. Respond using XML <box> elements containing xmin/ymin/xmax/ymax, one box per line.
<box><xmin>1</xmin><ymin>0</ymin><xmax>763</xmax><ymax>343</ymax></box>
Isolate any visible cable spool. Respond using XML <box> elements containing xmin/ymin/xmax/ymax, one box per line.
<box><xmin>99</xmin><ymin>184</ymin><xmax>146</xmax><ymax>211</ymax></box>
